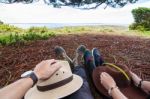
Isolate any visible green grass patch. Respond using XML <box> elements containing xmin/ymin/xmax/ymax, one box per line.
<box><xmin>136</xmin><ymin>31</ymin><xmax>150</xmax><ymax>37</ymax></box>
<box><xmin>0</xmin><ymin>31</ymin><xmax>55</xmax><ymax>46</ymax></box>
<box><xmin>0</xmin><ymin>25</ymin><xmax>56</xmax><ymax>45</ymax></box>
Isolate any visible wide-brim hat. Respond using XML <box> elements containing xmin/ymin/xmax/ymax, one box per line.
<box><xmin>25</xmin><ymin>60</ymin><xmax>83</xmax><ymax>99</ymax></box>
<box><xmin>92</xmin><ymin>63</ymin><xmax>148</xmax><ymax>99</ymax></box>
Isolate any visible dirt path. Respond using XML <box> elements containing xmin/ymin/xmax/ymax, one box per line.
<box><xmin>0</xmin><ymin>34</ymin><xmax>150</xmax><ymax>98</ymax></box>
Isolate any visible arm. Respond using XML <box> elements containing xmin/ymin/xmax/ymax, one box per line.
<box><xmin>111</xmin><ymin>87</ymin><xmax>128</xmax><ymax>99</ymax></box>
<box><xmin>130</xmin><ymin>71</ymin><xmax>150</xmax><ymax>94</ymax></box>
<box><xmin>0</xmin><ymin>78</ymin><xmax>33</xmax><ymax>99</ymax></box>
<box><xmin>100</xmin><ymin>72</ymin><xmax>128</xmax><ymax>99</ymax></box>
<box><xmin>0</xmin><ymin>59</ymin><xmax>61</xmax><ymax>99</ymax></box>
<box><xmin>142</xmin><ymin>81</ymin><xmax>150</xmax><ymax>94</ymax></box>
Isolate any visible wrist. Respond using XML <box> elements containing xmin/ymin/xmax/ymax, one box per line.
<box><xmin>33</xmin><ymin>71</ymin><xmax>41</xmax><ymax>80</ymax></box>
<box><xmin>21</xmin><ymin>71</ymin><xmax>38</xmax><ymax>87</ymax></box>
<box><xmin>111</xmin><ymin>88</ymin><xmax>128</xmax><ymax>99</ymax></box>
<box><xmin>30</xmin><ymin>72</ymin><xmax>38</xmax><ymax>86</ymax></box>
<box><xmin>141</xmin><ymin>81</ymin><xmax>146</xmax><ymax>90</ymax></box>
<box><xmin>108</xmin><ymin>86</ymin><xmax>118</xmax><ymax>96</ymax></box>
<box><xmin>25</xmin><ymin>77</ymin><xmax>34</xmax><ymax>86</ymax></box>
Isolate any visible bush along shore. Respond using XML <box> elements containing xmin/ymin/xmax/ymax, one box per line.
<box><xmin>0</xmin><ymin>25</ymin><xmax>56</xmax><ymax>45</ymax></box>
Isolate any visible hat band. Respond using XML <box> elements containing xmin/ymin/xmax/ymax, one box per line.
<box><xmin>37</xmin><ymin>75</ymin><xmax>73</xmax><ymax>91</ymax></box>
<box><xmin>103</xmin><ymin>63</ymin><xmax>130</xmax><ymax>81</ymax></box>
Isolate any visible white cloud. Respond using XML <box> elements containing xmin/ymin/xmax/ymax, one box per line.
<box><xmin>0</xmin><ymin>0</ymin><xmax>150</xmax><ymax>25</ymax></box>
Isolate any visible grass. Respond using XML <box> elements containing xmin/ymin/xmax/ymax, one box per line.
<box><xmin>0</xmin><ymin>30</ymin><xmax>55</xmax><ymax>45</ymax></box>
<box><xmin>0</xmin><ymin>24</ymin><xmax>23</xmax><ymax>34</ymax></box>
<box><xmin>0</xmin><ymin>24</ymin><xmax>150</xmax><ymax>46</ymax></box>
<box><xmin>137</xmin><ymin>31</ymin><xmax>150</xmax><ymax>37</ymax></box>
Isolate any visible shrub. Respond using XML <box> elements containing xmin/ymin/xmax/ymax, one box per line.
<box><xmin>0</xmin><ymin>33</ymin><xmax>24</xmax><ymax>45</ymax></box>
<box><xmin>0</xmin><ymin>25</ymin><xmax>57</xmax><ymax>45</ymax></box>
<box><xmin>129</xmin><ymin>7</ymin><xmax>150</xmax><ymax>31</ymax></box>
<box><xmin>27</xmin><ymin>26</ymin><xmax>49</xmax><ymax>33</ymax></box>
<box><xmin>0</xmin><ymin>31</ymin><xmax>55</xmax><ymax>46</ymax></box>
<box><xmin>0</xmin><ymin>24</ymin><xmax>23</xmax><ymax>33</ymax></box>
<box><xmin>0</xmin><ymin>20</ymin><xmax>3</xmax><ymax>24</ymax></box>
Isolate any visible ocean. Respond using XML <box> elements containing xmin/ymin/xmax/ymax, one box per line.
<box><xmin>9</xmin><ymin>23</ymin><xmax>128</xmax><ymax>29</ymax></box>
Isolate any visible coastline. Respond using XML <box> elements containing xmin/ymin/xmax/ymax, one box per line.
<box><xmin>9</xmin><ymin>23</ymin><xmax>129</xmax><ymax>29</ymax></box>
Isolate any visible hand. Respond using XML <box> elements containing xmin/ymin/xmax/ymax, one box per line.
<box><xmin>129</xmin><ymin>71</ymin><xmax>150</xmax><ymax>94</ymax></box>
<box><xmin>100</xmin><ymin>72</ymin><xmax>116</xmax><ymax>90</ymax></box>
<box><xmin>34</xmin><ymin>59</ymin><xmax>62</xmax><ymax>80</ymax></box>
<box><xmin>129</xmin><ymin>71</ymin><xmax>141</xmax><ymax>87</ymax></box>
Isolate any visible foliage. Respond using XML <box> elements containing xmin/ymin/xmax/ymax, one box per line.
<box><xmin>0</xmin><ymin>24</ymin><xmax>23</xmax><ymax>33</ymax></box>
<box><xmin>0</xmin><ymin>26</ymin><xmax>55</xmax><ymax>45</ymax></box>
<box><xmin>0</xmin><ymin>32</ymin><xmax>55</xmax><ymax>45</ymax></box>
<box><xmin>129</xmin><ymin>7</ymin><xmax>150</xmax><ymax>31</ymax></box>
<box><xmin>27</xmin><ymin>26</ymin><xmax>49</xmax><ymax>33</ymax></box>
<box><xmin>0</xmin><ymin>0</ymin><xmax>138</xmax><ymax>9</ymax></box>
<box><xmin>1</xmin><ymin>24</ymin><xmax>150</xmax><ymax>46</ymax></box>
<box><xmin>0</xmin><ymin>20</ymin><xmax>3</xmax><ymax>24</ymax></box>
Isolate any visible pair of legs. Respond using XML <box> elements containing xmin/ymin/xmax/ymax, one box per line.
<box><xmin>54</xmin><ymin>45</ymin><xmax>94</xmax><ymax>99</ymax></box>
<box><xmin>81</xmin><ymin>46</ymin><xmax>150</xmax><ymax>98</ymax></box>
<box><xmin>55</xmin><ymin>45</ymin><xmax>150</xmax><ymax>98</ymax></box>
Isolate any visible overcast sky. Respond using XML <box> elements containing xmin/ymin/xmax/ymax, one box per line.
<box><xmin>0</xmin><ymin>0</ymin><xmax>150</xmax><ymax>25</ymax></box>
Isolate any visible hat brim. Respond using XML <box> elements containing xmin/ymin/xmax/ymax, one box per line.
<box><xmin>92</xmin><ymin>66</ymin><xmax>148</xmax><ymax>99</ymax></box>
<box><xmin>25</xmin><ymin>74</ymin><xmax>83</xmax><ymax>99</ymax></box>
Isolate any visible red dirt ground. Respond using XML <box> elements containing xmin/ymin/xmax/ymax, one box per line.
<box><xmin>0</xmin><ymin>34</ymin><xmax>150</xmax><ymax>98</ymax></box>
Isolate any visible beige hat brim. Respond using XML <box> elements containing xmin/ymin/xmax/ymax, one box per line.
<box><xmin>25</xmin><ymin>74</ymin><xmax>83</xmax><ymax>99</ymax></box>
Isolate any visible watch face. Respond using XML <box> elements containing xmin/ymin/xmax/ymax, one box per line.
<box><xmin>21</xmin><ymin>70</ymin><xmax>33</xmax><ymax>78</ymax></box>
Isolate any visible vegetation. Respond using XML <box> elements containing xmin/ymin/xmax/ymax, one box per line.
<box><xmin>129</xmin><ymin>7</ymin><xmax>150</xmax><ymax>31</ymax></box>
<box><xmin>0</xmin><ymin>0</ymin><xmax>138</xmax><ymax>9</ymax></box>
<box><xmin>27</xmin><ymin>26</ymin><xmax>49</xmax><ymax>33</ymax></box>
<box><xmin>0</xmin><ymin>24</ymin><xmax>23</xmax><ymax>33</ymax></box>
<box><xmin>0</xmin><ymin>20</ymin><xmax>3</xmax><ymax>24</ymax></box>
<box><xmin>0</xmin><ymin>25</ymin><xmax>55</xmax><ymax>45</ymax></box>
<box><xmin>1</xmin><ymin>24</ymin><xmax>150</xmax><ymax>46</ymax></box>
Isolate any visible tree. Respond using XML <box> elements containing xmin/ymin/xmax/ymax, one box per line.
<box><xmin>0</xmin><ymin>0</ymin><xmax>138</xmax><ymax>9</ymax></box>
<box><xmin>129</xmin><ymin>7</ymin><xmax>150</xmax><ymax>31</ymax></box>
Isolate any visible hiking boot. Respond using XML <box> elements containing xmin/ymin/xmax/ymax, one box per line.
<box><xmin>84</xmin><ymin>49</ymin><xmax>96</xmax><ymax>76</ymax></box>
<box><xmin>73</xmin><ymin>45</ymin><xmax>86</xmax><ymax>67</ymax></box>
<box><xmin>76</xmin><ymin>45</ymin><xmax>86</xmax><ymax>55</ymax></box>
<box><xmin>92</xmin><ymin>48</ymin><xmax>104</xmax><ymax>67</ymax></box>
<box><xmin>54</xmin><ymin>46</ymin><xmax>73</xmax><ymax>67</ymax></box>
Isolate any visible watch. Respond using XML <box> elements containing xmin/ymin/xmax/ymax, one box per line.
<box><xmin>21</xmin><ymin>70</ymin><xmax>38</xmax><ymax>87</ymax></box>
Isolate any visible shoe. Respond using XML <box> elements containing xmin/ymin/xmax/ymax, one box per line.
<box><xmin>54</xmin><ymin>46</ymin><xmax>73</xmax><ymax>66</ymax></box>
<box><xmin>76</xmin><ymin>45</ymin><xmax>86</xmax><ymax>55</ymax></box>
<box><xmin>84</xmin><ymin>49</ymin><xmax>96</xmax><ymax>75</ymax></box>
<box><xmin>73</xmin><ymin>45</ymin><xmax>86</xmax><ymax>66</ymax></box>
<box><xmin>54</xmin><ymin>46</ymin><xmax>66</xmax><ymax>57</ymax></box>
<box><xmin>92</xmin><ymin>48</ymin><xmax>104</xmax><ymax>67</ymax></box>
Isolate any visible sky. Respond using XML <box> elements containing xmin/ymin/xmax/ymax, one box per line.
<box><xmin>0</xmin><ymin>0</ymin><xmax>150</xmax><ymax>25</ymax></box>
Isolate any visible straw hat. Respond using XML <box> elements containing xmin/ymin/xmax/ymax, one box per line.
<box><xmin>25</xmin><ymin>60</ymin><xmax>83</xmax><ymax>99</ymax></box>
<box><xmin>92</xmin><ymin>63</ymin><xmax>148</xmax><ymax>99</ymax></box>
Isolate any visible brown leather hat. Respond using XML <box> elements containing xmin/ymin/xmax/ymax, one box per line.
<box><xmin>92</xmin><ymin>63</ymin><xmax>148</xmax><ymax>99</ymax></box>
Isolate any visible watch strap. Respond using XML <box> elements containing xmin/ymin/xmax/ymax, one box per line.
<box><xmin>30</xmin><ymin>72</ymin><xmax>38</xmax><ymax>87</ymax></box>
<box><xmin>138</xmin><ymin>80</ymin><xmax>143</xmax><ymax>88</ymax></box>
